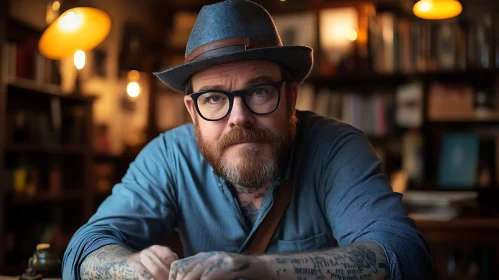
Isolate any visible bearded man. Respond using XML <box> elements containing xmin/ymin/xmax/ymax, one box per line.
<box><xmin>63</xmin><ymin>0</ymin><xmax>432</xmax><ymax>279</ymax></box>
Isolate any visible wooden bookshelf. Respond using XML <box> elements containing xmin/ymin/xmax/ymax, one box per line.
<box><xmin>428</xmin><ymin>112</ymin><xmax>499</xmax><ymax>123</ymax></box>
<box><xmin>11</xmin><ymin>190</ymin><xmax>85</xmax><ymax>206</ymax></box>
<box><xmin>415</xmin><ymin>215</ymin><xmax>499</xmax><ymax>280</ymax></box>
<box><xmin>309</xmin><ymin>68</ymin><xmax>499</xmax><ymax>90</ymax></box>
<box><xmin>7</xmin><ymin>78</ymin><xmax>96</xmax><ymax>103</ymax></box>
<box><xmin>0</xmin><ymin>0</ymin><xmax>8</xmax><ymax>273</ymax></box>
<box><xmin>5</xmin><ymin>143</ymin><xmax>87</xmax><ymax>154</ymax></box>
<box><xmin>0</xmin><ymin>17</ymin><xmax>97</xmax><ymax>275</ymax></box>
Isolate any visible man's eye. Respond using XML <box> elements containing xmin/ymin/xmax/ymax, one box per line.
<box><xmin>208</xmin><ymin>96</ymin><xmax>221</xmax><ymax>103</ymax></box>
<box><xmin>203</xmin><ymin>94</ymin><xmax>225</xmax><ymax>104</ymax></box>
<box><xmin>251</xmin><ymin>87</ymin><xmax>269</xmax><ymax>96</ymax></box>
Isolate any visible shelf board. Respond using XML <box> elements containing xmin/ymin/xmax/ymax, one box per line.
<box><xmin>309</xmin><ymin>71</ymin><xmax>410</xmax><ymax>88</ymax></box>
<box><xmin>309</xmin><ymin>68</ymin><xmax>499</xmax><ymax>89</ymax></box>
<box><xmin>6</xmin><ymin>143</ymin><xmax>87</xmax><ymax>154</ymax></box>
<box><xmin>11</xmin><ymin>190</ymin><xmax>84</xmax><ymax>205</ymax></box>
<box><xmin>414</xmin><ymin>217</ymin><xmax>499</xmax><ymax>231</ymax></box>
<box><xmin>93</xmin><ymin>152</ymin><xmax>137</xmax><ymax>162</ymax></box>
<box><xmin>7</xmin><ymin>78</ymin><xmax>97</xmax><ymax>103</ymax></box>
<box><xmin>428</xmin><ymin>112</ymin><xmax>499</xmax><ymax>123</ymax></box>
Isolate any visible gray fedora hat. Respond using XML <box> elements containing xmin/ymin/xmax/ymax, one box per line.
<box><xmin>153</xmin><ymin>0</ymin><xmax>314</xmax><ymax>93</ymax></box>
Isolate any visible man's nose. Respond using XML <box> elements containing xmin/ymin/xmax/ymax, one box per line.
<box><xmin>227</xmin><ymin>96</ymin><xmax>255</xmax><ymax>128</ymax></box>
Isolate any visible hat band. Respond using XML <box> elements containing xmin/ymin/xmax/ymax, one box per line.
<box><xmin>185</xmin><ymin>37</ymin><xmax>280</xmax><ymax>63</ymax></box>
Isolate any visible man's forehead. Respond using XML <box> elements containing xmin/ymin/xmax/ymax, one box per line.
<box><xmin>192</xmin><ymin>60</ymin><xmax>281</xmax><ymax>88</ymax></box>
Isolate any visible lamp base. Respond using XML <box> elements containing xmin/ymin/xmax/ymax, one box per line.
<box><xmin>73</xmin><ymin>71</ymin><xmax>82</xmax><ymax>95</ymax></box>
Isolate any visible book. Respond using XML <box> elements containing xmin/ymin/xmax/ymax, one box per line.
<box><xmin>438</xmin><ymin>133</ymin><xmax>479</xmax><ymax>188</ymax></box>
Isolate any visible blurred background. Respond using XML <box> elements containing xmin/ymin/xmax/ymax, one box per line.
<box><xmin>1</xmin><ymin>0</ymin><xmax>499</xmax><ymax>279</ymax></box>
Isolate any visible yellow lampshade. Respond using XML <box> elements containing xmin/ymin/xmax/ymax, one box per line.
<box><xmin>413</xmin><ymin>0</ymin><xmax>462</xmax><ymax>20</ymax></box>
<box><xmin>39</xmin><ymin>7</ymin><xmax>111</xmax><ymax>59</ymax></box>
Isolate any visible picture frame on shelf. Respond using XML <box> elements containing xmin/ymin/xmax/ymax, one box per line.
<box><xmin>319</xmin><ymin>7</ymin><xmax>359</xmax><ymax>72</ymax></box>
<box><xmin>272</xmin><ymin>11</ymin><xmax>317</xmax><ymax>49</ymax></box>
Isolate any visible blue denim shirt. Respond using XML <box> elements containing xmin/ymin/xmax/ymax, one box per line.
<box><xmin>62</xmin><ymin>110</ymin><xmax>432</xmax><ymax>279</ymax></box>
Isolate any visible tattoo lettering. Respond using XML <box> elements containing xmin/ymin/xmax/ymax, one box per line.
<box><xmin>272</xmin><ymin>242</ymin><xmax>388</xmax><ymax>280</ymax></box>
<box><xmin>202</xmin><ymin>258</ymin><xmax>226</xmax><ymax>277</ymax></box>
<box><xmin>275</xmin><ymin>258</ymin><xmax>309</xmax><ymax>265</ymax></box>
<box><xmin>275</xmin><ymin>268</ymin><xmax>287</xmax><ymax>276</ymax></box>
<box><xmin>295</xmin><ymin>267</ymin><xmax>320</xmax><ymax>276</ymax></box>
<box><xmin>231</xmin><ymin>262</ymin><xmax>250</xmax><ymax>272</ymax></box>
<box><xmin>240</xmin><ymin>201</ymin><xmax>260</xmax><ymax>226</ymax></box>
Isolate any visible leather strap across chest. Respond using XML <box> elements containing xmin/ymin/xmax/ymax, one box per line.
<box><xmin>244</xmin><ymin>176</ymin><xmax>294</xmax><ymax>255</ymax></box>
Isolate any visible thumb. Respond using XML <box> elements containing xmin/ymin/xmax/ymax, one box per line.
<box><xmin>149</xmin><ymin>245</ymin><xmax>178</xmax><ymax>266</ymax></box>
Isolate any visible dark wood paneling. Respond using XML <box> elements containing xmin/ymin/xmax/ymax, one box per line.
<box><xmin>416</xmin><ymin>218</ymin><xmax>499</xmax><ymax>279</ymax></box>
<box><xmin>0</xmin><ymin>0</ymin><xmax>9</xmax><ymax>272</ymax></box>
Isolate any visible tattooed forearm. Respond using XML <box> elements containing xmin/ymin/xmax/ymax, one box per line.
<box><xmin>262</xmin><ymin>241</ymin><xmax>389</xmax><ymax>280</ymax></box>
<box><xmin>80</xmin><ymin>244</ymin><xmax>151</xmax><ymax>280</ymax></box>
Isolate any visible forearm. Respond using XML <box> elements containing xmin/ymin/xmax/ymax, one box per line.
<box><xmin>259</xmin><ymin>241</ymin><xmax>389</xmax><ymax>280</ymax></box>
<box><xmin>80</xmin><ymin>244</ymin><xmax>151</xmax><ymax>280</ymax></box>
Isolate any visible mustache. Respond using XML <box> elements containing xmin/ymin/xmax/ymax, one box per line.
<box><xmin>218</xmin><ymin>127</ymin><xmax>278</xmax><ymax>150</ymax></box>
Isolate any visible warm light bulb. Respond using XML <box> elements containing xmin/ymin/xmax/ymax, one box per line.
<box><xmin>74</xmin><ymin>50</ymin><xmax>86</xmax><ymax>70</ymax></box>
<box><xmin>52</xmin><ymin>1</ymin><xmax>60</xmax><ymax>11</ymax></box>
<box><xmin>346</xmin><ymin>29</ymin><xmax>357</xmax><ymax>41</ymax></box>
<box><xmin>58</xmin><ymin>11</ymin><xmax>83</xmax><ymax>32</ymax></box>
<box><xmin>413</xmin><ymin>0</ymin><xmax>462</xmax><ymax>20</ymax></box>
<box><xmin>128</xmin><ymin>70</ymin><xmax>141</xmax><ymax>81</ymax></box>
<box><xmin>127</xmin><ymin>82</ymin><xmax>141</xmax><ymax>98</ymax></box>
<box><xmin>417</xmin><ymin>1</ymin><xmax>432</xmax><ymax>12</ymax></box>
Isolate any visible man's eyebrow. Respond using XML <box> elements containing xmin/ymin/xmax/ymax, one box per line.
<box><xmin>243</xmin><ymin>75</ymin><xmax>276</xmax><ymax>88</ymax></box>
<box><xmin>196</xmin><ymin>75</ymin><xmax>277</xmax><ymax>92</ymax></box>
<box><xmin>197</xmin><ymin>84</ymin><xmax>226</xmax><ymax>92</ymax></box>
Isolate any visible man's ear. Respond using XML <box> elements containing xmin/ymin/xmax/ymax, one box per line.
<box><xmin>184</xmin><ymin>95</ymin><xmax>197</xmax><ymax>123</ymax></box>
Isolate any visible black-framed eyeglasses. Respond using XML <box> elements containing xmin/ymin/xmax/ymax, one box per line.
<box><xmin>190</xmin><ymin>80</ymin><xmax>285</xmax><ymax>121</ymax></box>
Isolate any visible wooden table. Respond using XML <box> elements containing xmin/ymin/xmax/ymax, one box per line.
<box><xmin>415</xmin><ymin>217</ymin><xmax>499</xmax><ymax>280</ymax></box>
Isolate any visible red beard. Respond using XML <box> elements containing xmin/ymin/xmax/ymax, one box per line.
<box><xmin>195</xmin><ymin>116</ymin><xmax>296</xmax><ymax>190</ymax></box>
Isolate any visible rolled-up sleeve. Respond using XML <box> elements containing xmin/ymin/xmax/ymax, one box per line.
<box><xmin>62</xmin><ymin>134</ymin><xmax>179</xmax><ymax>279</ymax></box>
<box><xmin>322</xmin><ymin>126</ymin><xmax>432</xmax><ymax>279</ymax></box>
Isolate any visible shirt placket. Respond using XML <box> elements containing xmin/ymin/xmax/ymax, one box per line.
<box><xmin>216</xmin><ymin>176</ymin><xmax>251</xmax><ymax>233</ymax></box>
<box><xmin>237</xmin><ymin>181</ymin><xmax>279</xmax><ymax>253</ymax></box>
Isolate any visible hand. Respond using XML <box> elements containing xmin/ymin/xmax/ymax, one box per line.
<box><xmin>168</xmin><ymin>251</ymin><xmax>268</xmax><ymax>280</ymax></box>
<box><xmin>128</xmin><ymin>245</ymin><xmax>179</xmax><ymax>280</ymax></box>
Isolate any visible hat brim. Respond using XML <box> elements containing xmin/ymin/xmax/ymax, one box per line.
<box><xmin>153</xmin><ymin>45</ymin><xmax>313</xmax><ymax>93</ymax></box>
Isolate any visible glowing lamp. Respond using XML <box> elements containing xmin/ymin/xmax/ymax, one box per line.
<box><xmin>73</xmin><ymin>50</ymin><xmax>85</xmax><ymax>70</ymax></box>
<box><xmin>126</xmin><ymin>70</ymin><xmax>141</xmax><ymax>99</ymax></box>
<box><xmin>39</xmin><ymin>6</ymin><xmax>111</xmax><ymax>59</ymax></box>
<box><xmin>126</xmin><ymin>82</ymin><xmax>141</xmax><ymax>98</ymax></box>
<box><xmin>413</xmin><ymin>0</ymin><xmax>462</xmax><ymax>20</ymax></box>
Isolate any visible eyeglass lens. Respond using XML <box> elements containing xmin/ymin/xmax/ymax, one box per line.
<box><xmin>196</xmin><ymin>84</ymin><xmax>279</xmax><ymax>120</ymax></box>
